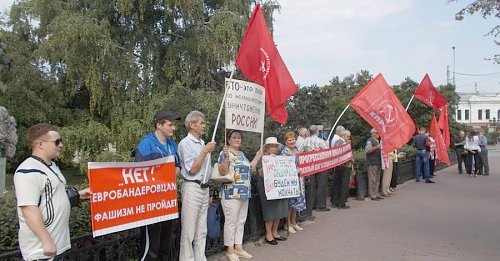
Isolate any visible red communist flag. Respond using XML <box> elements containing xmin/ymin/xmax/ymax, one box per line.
<box><xmin>438</xmin><ymin>105</ymin><xmax>450</xmax><ymax>148</ymax></box>
<box><xmin>236</xmin><ymin>4</ymin><xmax>298</xmax><ymax>124</ymax></box>
<box><xmin>414</xmin><ymin>74</ymin><xmax>448</xmax><ymax>109</ymax></box>
<box><xmin>430</xmin><ymin>113</ymin><xmax>451</xmax><ymax>166</ymax></box>
<box><xmin>350</xmin><ymin>74</ymin><xmax>416</xmax><ymax>156</ymax></box>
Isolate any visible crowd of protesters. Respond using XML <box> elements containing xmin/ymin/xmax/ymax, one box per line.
<box><xmin>13</xmin><ymin>108</ymin><xmax>491</xmax><ymax>261</ymax></box>
<box><xmin>453</xmin><ymin>129</ymin><xmax>490</xmax><ymax>177</ymax></box>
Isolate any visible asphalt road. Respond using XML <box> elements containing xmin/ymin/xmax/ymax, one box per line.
<box><xmin>210</xmin><ymin>145</ymin><xmax>500</xmax><ymax>261</ymax></box>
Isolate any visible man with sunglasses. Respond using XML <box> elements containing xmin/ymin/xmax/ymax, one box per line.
<box><xmin>135</xmin><ymin>108</ymin><xmax>182</xmax><ymax>261</ymax></box>
<box><xmin>14</xmin><ymin>123</ymin><xmax>90</xmax><ymax>261</ymax></box>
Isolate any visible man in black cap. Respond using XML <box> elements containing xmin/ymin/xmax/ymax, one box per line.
<box><xmin>135</xmin><ymin>108</ymin><xmax>182</xmax><ymax>261</ymax></box>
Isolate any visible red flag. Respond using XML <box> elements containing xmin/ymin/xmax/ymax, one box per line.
<box><xmin>430</xmin><ymin>114</ymin><xmax>451</xmax><ymax>166</ymax></box>
<box><xmin>236</xmin><ymin>4</ymin><xmax>298</xmax><ymax>124</ymax></box>
<box><xmin>414</xmin><ymin>74</ymin><xmax>448</xmax><ymax>109</ymax></box>
<box><xmin>350</xmin><ymin>74</ymin><xmax>416</xmax><ymax>156</ymax></box>
<box><xmin>438</xmin><ymin>105</ymin><xmax>450</xmax><ymax>148</ymax></box>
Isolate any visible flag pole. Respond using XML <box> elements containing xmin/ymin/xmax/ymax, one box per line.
<box><xmin>203</xmin><ymin>66</ymin><xmax>234</xmax><ymax>184</ymax></box>
<box><xmin>326</xmin><ymin>104</ymin><xmax>350</xmax><ymax>142</ymax></box>
<box><xmin>211</xmin><ymin>67</ymin><xmax>235</xmax><ymax>142</ymax></box>
<box><xmin>405</xmin><ymin>95</ymin><xmax>415</xmax><ymax>111</ymax></box>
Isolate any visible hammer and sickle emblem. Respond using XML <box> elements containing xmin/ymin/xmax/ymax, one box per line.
<box><xmin>379</xmin><ymin>104</ymin><xmax>396</xmax><ymax>125</ymax></box>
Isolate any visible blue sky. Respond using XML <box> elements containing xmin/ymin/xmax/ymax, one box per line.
<box><xmin>273</xmin><ymin>0</ymin><xmax>500</xmax><ymax>93</ymax></box>
<box><xmin>1</xmin><ymin>0</ymin><xmax>499</xmax><ymax>93</ymax></box>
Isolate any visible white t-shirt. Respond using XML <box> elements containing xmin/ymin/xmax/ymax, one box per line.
<box><xmin>14</xmin><ymin>157</ymin><xmax>71</xmax><ymax>260</ymax></box>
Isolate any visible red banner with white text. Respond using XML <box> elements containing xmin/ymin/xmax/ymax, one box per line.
<box><xmin>297</xmin><ymin>143</ymin><xmax>353</xmax><ymax>177</ymax></box>
<box><xmin>88</xmin><ymin>157</ymin><xmax>178</xmax><ymax>237</ymax></box>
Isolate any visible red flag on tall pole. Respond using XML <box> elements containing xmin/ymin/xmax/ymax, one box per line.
<box><xmin>430</xmin><ymin>113</ymin><xmax>451</xmax><ymax>166</ymax></box>
<box><xmin>236</xmin><ymin>4</ymin><xmax>298</xmax><ymax>124</ymax></box>
<box><xmin>350</xmin><ymin>74</ymin><xmax>416</xmax><ymax>156</ymax></box>
<box><xmin>414</xmin><ymin>74</ymin><xmax>448</xmax><ymax>109</ymax></box>
<box><xmin>438</xmin><ymin>105</ymin><xmax>450</xmax><ymax>148</ymax></box>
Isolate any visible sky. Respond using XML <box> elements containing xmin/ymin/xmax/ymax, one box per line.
<box><xmin>273</xmin><ymin>0</ymin><xmax>500</xmax><ymax>93</ymax></box>
<box><xmin>1</xmin><ymin>0</ymin><xmax>499</xmax><ymax>93</ymax></box>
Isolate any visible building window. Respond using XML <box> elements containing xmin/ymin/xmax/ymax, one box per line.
<box><xmin>457</xmin><ymin>110</ymin><xmax>462</xmax><ymax>121</ymax></box>
<box><xmin>478</xmin><ymin>109</ymin><xmax>483</xmax><ymax>120</ymax></box>
<box><xmin>465</xmin><ymin>110</ymin><xmax>469</xmax><ymax>121</ymax></box>
<box><xmin>486</xmin><ymin>109</ymin><xmax>490</xmax><ymax>120</ymax></box>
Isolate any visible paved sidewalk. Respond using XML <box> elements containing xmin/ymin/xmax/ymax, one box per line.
<box><xmin>210</xmin><ymin>144</ymin><xmax>500</xmax><ymax>261</ymax></box>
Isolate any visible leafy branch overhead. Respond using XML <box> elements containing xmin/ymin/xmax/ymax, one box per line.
<box><xmin>450</xmin><ymin>0</ymin><xmax>500</xmax><ymax>62</ymax></box>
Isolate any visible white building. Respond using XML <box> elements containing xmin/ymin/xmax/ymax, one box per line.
<box><xmin>456</xmin><ymin>92</ymin><xmax>500</xmax><ymax>131</ymax></box>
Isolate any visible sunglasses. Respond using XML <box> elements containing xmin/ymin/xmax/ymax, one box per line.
<box><xmin>42</xmin><ymin>138</ymin><xmax>63</xmax><ymax>146</ymax></box>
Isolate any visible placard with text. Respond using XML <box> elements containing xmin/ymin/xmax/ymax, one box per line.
<box><xmin>88</xmin><ymin>157</ymin><xmax>178</xmax><ymax>237</ymax></box>
<box><xmin>262</xmin><ymin>155</ymin><xmax>300</xmax><ymax>200</ymax></box>
<box><xmin>224</xmin><ymin>78</ymin><xmax>265</xmax><ymax>133</ymax></box>
<box><xmin>297</xmin><ymin>143</ymin><xmax>353</xmax><ymax>177</ymax></box>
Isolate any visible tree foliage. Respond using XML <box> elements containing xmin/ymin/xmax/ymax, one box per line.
<box><xmin>0</xmin><ymin>0</ymin><xmax>280</xmax><ymax>172</ymax></box>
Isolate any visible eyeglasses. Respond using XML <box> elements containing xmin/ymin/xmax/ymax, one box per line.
<box><xmin>42</xmin><ymin>138</ymin><xmax>63</xmax><ymax>146</ymax></box>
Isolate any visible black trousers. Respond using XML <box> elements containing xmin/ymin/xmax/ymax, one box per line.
<box><xmin>455</xmin><ymin>148</ymin><xmax>467</xmax><ymax>174</ymax></box>
<box><xmin>302</xmin><ymin>176</ymin><xmax>316</xmax><ymax>217</ymax></box>
<box><xmin>138</xmin><ymin>220</ymin><xmax>175</xmax><ymax>261</ymax></box>
<box><xmin>312</xmin><ymin>170</ymin><xmax>328</xmax><ymax>209</ymax></box>
<box><xmin>331</xmin><ymin>166</ymin><xmax>350</xmax><ymax>207</ymax></box>
<box><xmin>430</xmin><ymin>159</ymin><xmax>436</xmax><ymax>176</ymax></box>
<box><xmin>390</xmin><ymin>161</ymin><xmax>399</xmax><ymax>188</ymax></box>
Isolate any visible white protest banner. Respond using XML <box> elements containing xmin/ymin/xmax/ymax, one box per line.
<box><xmin>225</xmin><ymin>78</ymin><xmax>265</xmax><ymax>133</ymax></box>
<box><xmin>262</xmin><ymin>155</ymin><xmax>300</xmax><ymax>200</ymax></box>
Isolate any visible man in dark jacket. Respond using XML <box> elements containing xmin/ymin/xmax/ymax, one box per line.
<box><xmin>412</xmin><ymin>127</ymin><xmax>434</xmax><ymax>183</ymax></box>
<box><xmin>135</xmin><ymin>108</ymin><xmax>182</xmax><ymax>261</ymax></box>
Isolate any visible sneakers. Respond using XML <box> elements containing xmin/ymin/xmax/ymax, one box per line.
<box><xmin>287</xmin><ymin>226</ymin><xmax>297</xmax><ymax>234</ymax></box>
<box><xmin>291</xmin><ymin>224</ymin><xmax>303</xmax><ymax>231</ymax></box>
<box><xmin>425</xmin><ymin>180</ymin><xmax>435</xmax><ymax>183</ymax></box>
<box><xmin>235</xmin><ymin>250</ymin><xmax>253</xmax><ymax>259</ymax></box>
<box><xmin>226</xmin><ymin>253</ymin><xmax>240</xmax><ymax>261</ymax></box>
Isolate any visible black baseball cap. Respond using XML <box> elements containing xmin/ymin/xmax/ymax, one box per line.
<box><xmin>153</xmin><ymin>108</ymin><xmax>181</xmax><ymax>123</ymax></box>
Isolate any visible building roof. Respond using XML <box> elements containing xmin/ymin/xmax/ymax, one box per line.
<box><xmin>458</xmin><ymin>92</ymin><xmax>500</xmax><ymax>103</ymax></box>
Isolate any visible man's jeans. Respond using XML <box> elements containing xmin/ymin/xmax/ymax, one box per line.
<box><xmin>415</xmin><ymin>150</ymin><xmax>430</xmax><ymax>182</ymax></box>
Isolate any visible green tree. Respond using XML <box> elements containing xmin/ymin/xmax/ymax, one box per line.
<box><xmin>0</xmin><ymin>0</ymin><xmax>282</xmax><ymax>172</ymax></box>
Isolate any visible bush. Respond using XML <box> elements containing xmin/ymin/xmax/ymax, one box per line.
<box><xmin>0</xmin><ymin>183</ymin><xmax>92</xmax><ymax>253</ymax></box>
<box><xmin>0</xmin><ymin>192</ymin><xmax>19</xmax><ymax>252</ymax></box>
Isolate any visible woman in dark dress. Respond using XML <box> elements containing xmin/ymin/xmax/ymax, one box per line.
<box><xmin>256</xmin><ymin>137</ymin><xmax>288</xmax><ymax>245</ymax></box>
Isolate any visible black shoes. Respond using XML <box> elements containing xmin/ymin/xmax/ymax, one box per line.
<box><xmin>274</xmin><ymin>236</ymin><xmax>287</xmax><ymax>241</ymax></box>
<box><xmin>425</xmin><ymin>180</ymin><xmax>435</xmax><ymax>183</ymax></box>
<box><xmin>337</xmin><ymin>205</ymin><xmax>350</xmax><ymax>209</ymax></box>
<box><xmin>316</xmin><ymin>207</ymin><xmax>330</xmax><ymax>212</ymax></box>
<box><xmin>265</xmin><ymin>238</ymin><xmax>278</xmax><ymax>245</ymax></box>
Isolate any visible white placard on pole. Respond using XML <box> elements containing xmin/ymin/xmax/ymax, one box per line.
<box><xmin>224</xmin><ymin>78</ymin><xmax>265</xmax><ymax>133</ymax></box>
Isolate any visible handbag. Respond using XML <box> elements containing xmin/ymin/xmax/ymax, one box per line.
<box><xmin>210</xmin><ymin>163</ymin><xmax>234</xmax><ymax>183</ymax></box>
<box><xmin>210</xmin><ymin>151</ymin><xmax>236</xmax><ymax>183</ymax></box>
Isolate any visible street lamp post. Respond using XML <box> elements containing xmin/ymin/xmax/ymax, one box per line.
<box><xmin>452</xmin><ymin>46</ymin><xmax>456</xmax><ymax>86</ymax></box>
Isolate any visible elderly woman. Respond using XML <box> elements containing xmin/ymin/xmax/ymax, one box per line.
<box><xmin>256</xmin><ymin>137</ymin><xmax>289</xmax><ymax>245</ymax></box>
<box><xmin>464</xmin><ymin>129</ymin><xmax>481</xmax><ymax>177</ymax></box>
<box><xmin>218</xmin><ymin>129</ymin><xmax>262</xmax><ymax>261</ymax></box>
<box><xmin>280</xmin><ymin>131</ymin><xmax>306</xmax><ymax>233</ymax></box>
